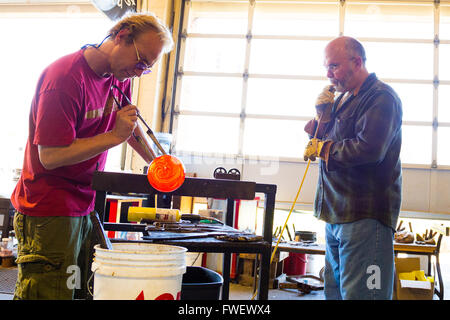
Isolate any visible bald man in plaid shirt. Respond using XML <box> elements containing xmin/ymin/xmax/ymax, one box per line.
<box><xmin>304</xmin><ymin>36</ymin><xmax>402</xmax><ymax>300</ymax></box>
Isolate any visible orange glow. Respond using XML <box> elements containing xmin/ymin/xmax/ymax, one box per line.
<box><xmin>147</xmin><ymin>155</ymin><xmax>185</xmax><ymax>192</ymax></box>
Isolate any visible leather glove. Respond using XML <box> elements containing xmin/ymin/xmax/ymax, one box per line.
<box><xmin>315</xmin><ymin>85</ymin><xmax>336</xmax><ymax>122</ymax></box>
<box><xmin>303</xmin><ymin>138</ymin><xmax>325</xmax><ymax>161</ymax></box>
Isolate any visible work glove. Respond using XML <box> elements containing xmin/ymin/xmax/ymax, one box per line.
<box><xmin>315</xmin><ymin>85</ymin><xmax>336</xmax><ymax>123</ymax></box>
<box><xmin>303</xmin><ymin>138</ymin><xmax>333</xmax><ymax>162</ymax></box>
<box><xmin>304</xmin><ymin>138</ymin><xmax>324</xmax><ymax>161</ymax></box>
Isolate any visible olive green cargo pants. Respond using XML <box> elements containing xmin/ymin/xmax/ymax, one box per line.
<box><xmin>13</xmin><ymin>212</ymin><xmax>93</xmax><ymax>300</ymax></box>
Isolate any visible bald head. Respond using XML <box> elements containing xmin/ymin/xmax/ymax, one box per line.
<box><xmin>324</xmin><ymin>36</ymin><xmax>369</xmax><ymax>94</ymax></box>
<box><xmin>326</xmin><ymin>36</ymin><xmax>366</xmax><ymax>66</ymax></box>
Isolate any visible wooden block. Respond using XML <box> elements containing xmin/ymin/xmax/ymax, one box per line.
<box><xmin>242</xmin><ymin>259</ymin><xmax>255</xmax><ymax>275</ymax></box>
<box><xmin>239</xmin><ymin>253</ymin><xmax>256</xmax><ymax>260</ymax></box>
<box><xmin>180</xmin><ymin>196</ymin><xmax>194</xmax><ymax>213</ymax></box>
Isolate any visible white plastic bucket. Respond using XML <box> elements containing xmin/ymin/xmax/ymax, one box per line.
<box><xmin>91</xmin><ymin>243</ymin><xmax>187</xmax><ymax>300</ymax></box>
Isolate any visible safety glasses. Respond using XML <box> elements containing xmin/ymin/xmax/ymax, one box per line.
<box><xmin>133</xmin><ymin>39</ymin><xmax>152</xmax><ymax>74</ymax></box>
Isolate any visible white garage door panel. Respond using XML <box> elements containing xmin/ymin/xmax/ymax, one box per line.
<box><xmin>401</xmin><ymin>168</ymin><xmax>431</xmax><ymax>213</ymax></box>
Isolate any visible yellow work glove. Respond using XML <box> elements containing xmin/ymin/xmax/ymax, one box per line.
<box><xmin>303</xmin><ymin>138</ymin><xmax>326</xmax><ymax>161</ymax></box>
<box><xmin>315</xmin><ymin>85</ymin><xmax>336</xmax><ymax>122</ymax></box>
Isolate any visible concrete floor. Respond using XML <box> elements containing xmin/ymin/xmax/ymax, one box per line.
<box><xmin>229</xmin><ymin>282</ymin><xmax>325</xmax><ymax>300</ymax></box>
<box><xmin>0</xmin><ymin>293</ymin><xmax>12</xmax><ymax>300</ymax></box>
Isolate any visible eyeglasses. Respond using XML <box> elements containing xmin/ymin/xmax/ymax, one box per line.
<box><xmin>325</xmin><ymin>57</ymin><xmax>357</xmax><ymax>72</ymax></box>
<box><xmin>133</xmin><ymin>39</ymin><xmax>152</xmax><ymax>74</ymax></box>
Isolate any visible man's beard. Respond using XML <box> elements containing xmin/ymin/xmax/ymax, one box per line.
<box><xmin>333</xmin><ymin>69</ymin><xmax>354</xmax><ymax>93</ymax></box>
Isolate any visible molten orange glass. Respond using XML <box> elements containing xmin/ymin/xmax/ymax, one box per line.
<box><xmin>147</xmin><ymin>155</ymin><xmax>185</xmax><ymax>192</ymax></box>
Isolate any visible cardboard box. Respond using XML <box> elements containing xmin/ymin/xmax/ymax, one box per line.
<box><xmin>394</xmin><ymin>257</ymin><xmax>434</xmax><ymax>300</ymax></box>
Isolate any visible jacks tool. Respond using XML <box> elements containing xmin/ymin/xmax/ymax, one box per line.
<box><xmin>111</xmin><ymin>84</ymin><xmax>167</xmax><ymax>156</ymax></box>
<box><xmin>110</xmin><ymin>93</ymin><xmax>156</xmax><ymax>160</ymax></box>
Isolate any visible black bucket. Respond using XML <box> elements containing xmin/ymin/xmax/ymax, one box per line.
<box><xmin>181</xmin><ymin>266</ymin><xmax>223</xmax><ymax>300</ymax></box>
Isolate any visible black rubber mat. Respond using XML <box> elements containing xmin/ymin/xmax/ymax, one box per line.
<box><xmin>0</xmin><ymin>267</ymin><xmax>17</xmax><ymax>294</ymax></box>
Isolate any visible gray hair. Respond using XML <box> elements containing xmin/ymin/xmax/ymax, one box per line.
<box><xmin>344</xmin><ymin>37</ymin><xmax>366</xmax><ymax>64</ymax></box>
<box><xmin>109</xmin><ymin>12</ymin><xmax>174</xmax><ymax>54</ymax></box>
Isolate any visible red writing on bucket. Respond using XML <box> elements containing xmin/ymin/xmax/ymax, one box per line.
<box><xmin>135</xmin><ymin>290</ymin><xmax>181</xmax><ymax>300</ymax></box>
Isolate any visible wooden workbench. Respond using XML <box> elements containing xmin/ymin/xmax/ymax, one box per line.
<box><xmin>275</xmin><ymin>241</ymin><xmax>439</xmax><ymax>256</ymax></box>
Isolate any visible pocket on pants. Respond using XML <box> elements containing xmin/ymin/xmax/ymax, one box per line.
<box><xmin>15</xmin><ymin>253</ymin><xmax>66</xmax><ymax>300</ymax></box>
<box><xmin>16</xmin><ymin>253</ymin><xmax>64</xmax><ymax>273</ymax></box>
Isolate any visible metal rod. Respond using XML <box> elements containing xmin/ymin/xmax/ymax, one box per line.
<box><xmin>111</xmin><ymin>84</ymin><xmax>167</xmax><ymax>155</ymax></box>
<box><xmin>110</xmin><ymin>89</ymin><xmax>157</xmax><ymax>160</ymax></box>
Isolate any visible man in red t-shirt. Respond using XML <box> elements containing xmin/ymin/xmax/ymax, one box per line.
<box><xmin>11</xmin><ymin>13</ymin><xmax>173</xmax><ymax>300</ymax></box>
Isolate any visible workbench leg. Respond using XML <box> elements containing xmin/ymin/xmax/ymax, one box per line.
<box><xmin>258</xmin><ymin>250</ymin><xmax>270</xmax><ymax>300</ymax></box>
<box><xmin>222</xmin><ymin>253</ymin><xmax>231</xmax><ymax>300</ymax></box>
<box><xmin>435</xmin><ymin>254</ymin><xmax>444</xmax><ymax>300</ymax></box>
<box><xmin>94</xmin><ymin>191</ymin><xmax>107</xmax><ymax>223</ymax></box>
<box><xmin>252</xmin><ymin>255</ymin><xmax>259</xmax><ymax>294</ymax></box>
<box><xmin>427</xmin><ymin>254</ymin><xmax>431</xmax><ymax>276</ymax></box>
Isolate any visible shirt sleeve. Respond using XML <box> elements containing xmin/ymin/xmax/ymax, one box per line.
<box><xmin>33</xmin><ymin>90</ymin><xmax>80</xmax><ymax>147</ymax></box>
<box><xmin>327</xmin><ymin>90</ymin><xmax>402</xmax><ymax>171</ymax></box>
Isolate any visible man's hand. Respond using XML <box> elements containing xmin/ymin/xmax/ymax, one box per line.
<box><xmin>303</xmin><ymin>138</ymin><xmax>330</xmax><ymax>162</ymax></box>
<box><xmin>315</xmin><ymin>85</ymin><xmax>335</xmax><ymax>122</ymax></box>
<box><xmin>112</xmin><ymin>104</ymin><xmax>138</xmax><ymax>142</ymax></box>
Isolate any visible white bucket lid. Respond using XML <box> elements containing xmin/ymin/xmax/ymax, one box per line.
<box><xmin>94</xmin><ymin>243</ymin><xmax>187</xmax><ymax>262</ymax></box>
<box><xmin>93</xmin><ymin>255</ymin><xmax>185</xmax><ymax>267</ymax></box>
<box><xmin>92</xmin><ymin>261</ymin><xmax>187</xmax><ymax>278</ymax></box>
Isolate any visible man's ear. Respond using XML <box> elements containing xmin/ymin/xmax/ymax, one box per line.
<box><xmin>353</xmin><ymin>56</ymin><xmax>363</xmax><ymax>69</ymax></box>
<box><xmin>114</xmin><ymin>28</ymin><xmax>131</xmax><ymax>44</ymax></box>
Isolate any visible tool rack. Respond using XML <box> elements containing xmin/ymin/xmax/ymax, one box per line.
<box><xmin>91</xmin><ymin>171</ymin><xmax>277</xmax><ymax>300</ymax></box>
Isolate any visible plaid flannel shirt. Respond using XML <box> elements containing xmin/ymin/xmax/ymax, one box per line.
<box><xmin>313</xmin><ymin>73</ymin><xmax>402</xmax><ymax>230</ymax></box>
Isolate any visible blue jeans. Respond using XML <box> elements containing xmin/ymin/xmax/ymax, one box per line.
<box><xmin>324</xmin><ymin>218</ymin><xmax>395</xmax><ymax>300</ymax></box>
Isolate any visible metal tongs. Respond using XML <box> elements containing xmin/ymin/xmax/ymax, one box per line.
<box><xmin>110</xmin><ymin>84</ymin><xmax>167</xmax><ymax>157</ymax></box>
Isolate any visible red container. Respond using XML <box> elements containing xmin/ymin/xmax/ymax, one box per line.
<box><xmin>283</xmin><ymin>253</ymin><xmax>307</xmax><ymax>276</ymax></box>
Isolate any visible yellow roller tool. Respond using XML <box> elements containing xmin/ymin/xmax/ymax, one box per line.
<box><xmin>128</xmin><ymin>206</ymin><xmax>181</xmax><ymax>223</ymax></box>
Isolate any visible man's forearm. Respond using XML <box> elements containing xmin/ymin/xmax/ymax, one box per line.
<box><xmin>38</xmin><ymin>131</ymin><xmax>123</xmax><ymax>170</ymax></box>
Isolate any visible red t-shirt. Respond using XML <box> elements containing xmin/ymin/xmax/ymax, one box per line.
<box><xmin>11</xmin><ymin>49</ymin><xmax>131</xmax><ymax>217</ymax></box>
